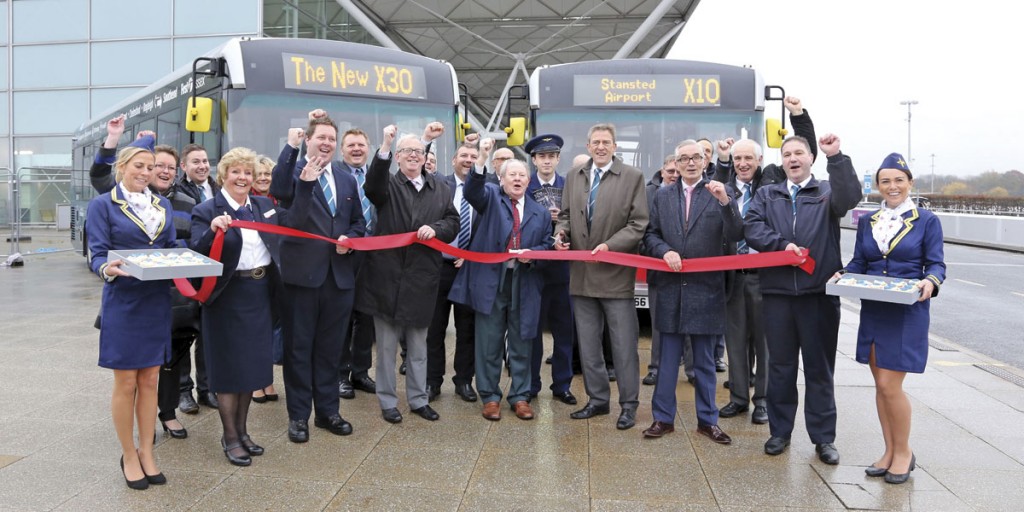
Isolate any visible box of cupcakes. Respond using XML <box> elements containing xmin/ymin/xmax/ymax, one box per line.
<box><xmin>826</xmin><ymin>273</ymin><xmax>921</xmax><ymax>305</ymax></box>
<box><xmin>108</xmin><ymin>248</ymin><xmax>223</xmax><ymax>281</ymax></box>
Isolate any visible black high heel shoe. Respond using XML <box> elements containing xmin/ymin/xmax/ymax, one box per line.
<box><xmin>137</xmin><ymin>450</ymin><xmax>167</xmax><ymax>484</ymax></box>
<box><xmin>120</xmin><ymin>456</ymin><xmax>149</xmax><ymax>490</ymax></box>
<box><xmin>161</xmin><ymin>420</ymin><xmax>188</xmax><ymax>439</ymax></box>
<box><xmin>221</xmin><ymin>438</ymin><xmax>252</xmax><ymax>467</ymax></box>
<box><xmin>240</xmin><ymin>434</ymin><xmax>264</xmax><ymax>456</ymax></box>
<box><xmin>884</xmin><ymin>453</ymin><xmax>916</xmax><ymax>484</ymax></box>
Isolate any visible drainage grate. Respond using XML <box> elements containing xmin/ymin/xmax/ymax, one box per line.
<box><xmin>929</xmin><ymin>340</ymin><xmax>959</xmax><ymax>352</ymax></box>
<box><xmin>974</xmin><ymin>364</ymin><xmax>1024</xmax><ymax>388</ymax></box>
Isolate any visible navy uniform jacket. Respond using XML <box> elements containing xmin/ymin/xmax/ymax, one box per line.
<box><xmin>643</xmin><ymin>179</ymin><xmax>743</xmax><ymax>335</ymax></box>
<box><xmin>273</xmin><ymin>148</ymin><xmax>366</xmax><ymax>289</ymax></box>
<box><xmin>526</xmin><ymin>172</ymin><xmax>568</xmax><ymax>285</ymax></box>
<box><xmin>449</xmin><ymin>171</ymin><xmax>553</xmax><ymax>339</ymax></box>
<box><xmin>189</xmin><ymin>194</ymin><xmax>285</xmax><ymax>304</ymax></box>
<box><xmin>743</xmin><ymin>153</ymin><xmax>862</xmax><ymax>295</ymax></box>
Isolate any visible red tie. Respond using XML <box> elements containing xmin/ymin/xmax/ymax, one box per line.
<box><xmin>507</xmin><ymin>198</ymin><xmax>521</xmax><ymax>251</ymax></box>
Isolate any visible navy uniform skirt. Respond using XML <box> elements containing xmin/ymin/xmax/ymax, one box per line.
<box><xmin>202</xmin><ymin>273</ymin><xmax>274</xmax><ymax>393</ymax></box>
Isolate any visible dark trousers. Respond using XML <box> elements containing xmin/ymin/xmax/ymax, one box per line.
<box><xmin>339</xmin><ymin>310</ymin><xmax>374</xmax><ymax>381</ymax></box>
<box><xmin>725</xmin><ymin>271</ymin><xmax>767</xmax><ymax>407</ymax></box>
<box><xmin>426</xmin><ymin>262</ymin><xmax>475</xmax><ymax>388</ymax></box>
<box><xmin>763</xmin><ymin>293</ymin><xmax>841</xmax><ymax>443</ymax></box>
<box><xmin>476</xmin><ymin>268</ymin><xmax>531</xmax><ymax>405</ymax></box>
<box><xmin>159</xmin><ymin>334</ymin><xmax>193</xmax><ymax>421</ymax></box>
<box><xmin>653</xmin><ymin>333</ymin><xmax>719</xmax><ymax>426</ymax></box>
<box><xmin>530</xmin><ymin>281</ymin><xmax>575</xmax><ymax>395</ymax></box>
<box><xmin>178</xmin><ymin>332</ymin><xmax>209</xmax><ymax>395</ymax></box>
<box><xmin>283</xmin><ymin>275</ymin><xmax>353</xmax><ymax>421</ymax></box>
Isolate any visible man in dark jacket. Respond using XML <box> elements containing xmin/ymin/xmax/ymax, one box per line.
<box><xmin>642</xmin><ymin>155</ymin><xmax>682</xmax><ymax>387</ymax></box>
<box><xmin>358</xmin><ymin>122</ymin><xmax>459</xmax><ymax>424</ymax></box>
<box><xmin>743</xmin><ymin>133</ymin><xmax>861</xmax><ymax>464</ymax></box>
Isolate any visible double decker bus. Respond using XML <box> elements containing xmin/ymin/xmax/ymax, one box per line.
<box><xmin>517</xmin><ymin>58</ymin><xmax>783</xmax><ymax>307</ymax></box>
<box><xmin>70</xmin><ymin>37</ymin><xmax>461</xmax><ymax>257</ymax></box>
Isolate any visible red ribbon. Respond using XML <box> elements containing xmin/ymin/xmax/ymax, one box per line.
<box><xmin>174</xmin><ymin>220</ymin><xmax>815</xmax><ymax>303</ymax></box>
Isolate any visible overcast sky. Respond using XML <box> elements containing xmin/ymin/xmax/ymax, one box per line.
<box><xmin>668</xmin><ymin>0</ymin><xmax>1021</xmax><ymax>178</ymax></box>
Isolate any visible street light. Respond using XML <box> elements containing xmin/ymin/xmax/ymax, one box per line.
<box><xmin>930</xmin><ymin>153</ymin><xmax>936</xmax><ymax>194</ymax></box>
<box><xmin>900</xmin><ymin>100</ymin><xmax>919</xmax><ymax>165</ymax></box>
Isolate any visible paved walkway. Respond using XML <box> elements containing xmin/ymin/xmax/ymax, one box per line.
<box><xmin>2</xmin><ymin>230</ymin><xmax>1023</xmax><ymax>511</ymax></box>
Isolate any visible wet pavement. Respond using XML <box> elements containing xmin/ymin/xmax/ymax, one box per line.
<box><xmin>2</xmin><ymin>229</ymin><xmax>1024</xmax><ymax>511</ymax></box>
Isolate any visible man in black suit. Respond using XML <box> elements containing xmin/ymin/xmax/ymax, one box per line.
<box><xmin>175</xmin><ymin>143</ymin><xmax>219</xmax><ymax>413</ymax></box>
<box><xmin>270</xmin><ymin>112</ymin><xmax>366</xmax><ymax>443</ymax></box>
<box><xmin>424</xmin><ymin>134</ymin><xmax>489</xmax><ymax>403</ymax></box>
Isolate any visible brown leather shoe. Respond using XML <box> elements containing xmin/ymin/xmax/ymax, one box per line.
<box><xmin>642</xmin><ymin>421</ymin><xmax>675</xmax><ymax>438</ymax></box>
<box><xmin>696</xmin><ymin>424</ymin><xmax>732</xmax><ymax>445</ymax></box>
<box><xmin>512</xmin><ymin>401</ymin><xmax>534</xmax><ymax>420</ymax></box>
<box><xmin>482</xmin><ymin>401</ymin><xmax>501</xmax><ymax>421</ymax></box>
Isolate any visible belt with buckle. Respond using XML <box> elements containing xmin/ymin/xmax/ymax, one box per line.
<box><xmin>236</xmin><ymin>266</ymin><xmax>268</xmax><ymax>279</ymax></box>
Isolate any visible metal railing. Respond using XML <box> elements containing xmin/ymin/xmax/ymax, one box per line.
<box><xmin>1</xmin><ymin>168</ymin><xmax>18</xmax><ymax>257</ymax></box>
<box><xmin>15</xmin><ymin>167</ymin><xmax>73</xmax><ymax>228</ymax></box>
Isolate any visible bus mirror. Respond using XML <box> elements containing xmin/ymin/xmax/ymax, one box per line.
<box><xmin>765</xmin><ymin>118</ymin><xmax>787</xmax><ymax>149</ymax></box>
<box><xmin>186</xmin><ymin>97</ymin><xmax>213</xmax><ymax>133</ymax></box>
<box><xmin>506</xmin><ymin>117</ymin><xmax>526</xmax><ymax>147</ymax></box>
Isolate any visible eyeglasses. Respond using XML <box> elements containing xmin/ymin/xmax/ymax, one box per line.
<box><xmin>153</xmin><ymin>164</ymin><xmax>172</xmax><ymax>170</ymax></box>
<box><xmin>675</xmin><ymin>155</ymin><xmax>704</xmax><ymax>164</ymax></box>
<box><xmin>398</xmin><ymin>148</ymin><xmax>425</xmax><ymax>156</ymax></box>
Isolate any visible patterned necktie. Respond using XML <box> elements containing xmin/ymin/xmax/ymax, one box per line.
<box><xmin>198</xmin><ymin>184</ymin><xmax>207</xmax><ymax>202</ymax></box>
<box><xmin>235</xmin><ymin>204</ymin><xmax>254</xmax><ymax>222</ymax></box>
<box><xmin>507</xmin><ymin>198</ymin><xmax>521</xmax><ymax>250</ymax></box>
<box><xmin>354</xmin><ymin>167</ymin><xmax>372</xmax><ymax>231</ymax></box>
<box><xmin>737</xmin><ymin>183</ymin><xmax>752</xmax><ymax>254</ymax></box>
<box><xmin>790</xmin><ymin>184</ymin><xmax>800</xmax><ymax>215</ymax></box>
<box><xmin>457</xmin><ymin>184</ymin><xmax>472</xmax><ymax>249</ymax></box>
<box><xmin>588</xmin><ymin>167</ymin><xmax>602</xmax><ymax>227</ymax></box>
<box><xmin>683</xmin><ymin>186</ymin><xmax>693</xmax><ymax>226</ymax></box>
<box><xmin>319</xmin><ymin>172</ymin><xmax>336</xmax><ymax>215</ymax></box>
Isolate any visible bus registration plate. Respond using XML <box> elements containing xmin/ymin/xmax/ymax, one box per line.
<box><xmin>634</xmin><ymin>296</ymin><xmax>648</xmax><ymax>309</ymax></box>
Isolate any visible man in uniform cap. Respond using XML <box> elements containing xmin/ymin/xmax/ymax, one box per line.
<box><xmin>523</xmin><ymin>134</ymin><xmax>577</xmax><ymax>405</ymax></box>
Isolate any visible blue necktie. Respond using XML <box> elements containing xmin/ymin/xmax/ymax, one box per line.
<box><xmin>457</xmin><ymin>184</ymin><xmax>471</xmax><ymax>249</ymax></box>
<box><xmin>320</xmin><ymin>172</ymin><xmax>336</xmax><ymax>215</ymax></box>
<box><xmin>738</xmin><ymin>183</ymin><xmax>752</xmax><ymax>254</ymax></box>
<box><xmin>588</xmin><ymin>167</ymin><xmax>602</xmax><ymax>227</ymax></box>
<box><xmin>198</xmin><ymin>185</ymin><xmax>207</xmax><ymax>202</ymax></box>
<box><xmin>354</xmin><ymin>167</ymin><xmax>372</xmax><ymax>231</ymax></box>
<box><xmin>790</xmin><ymin>184</ymin><xmax>800</xmax><ymax>215</ymax></box>
<box><xmin>235</xmin><ymin>204</ymin><xmax>254</xmax><ymax>222</ymax></box>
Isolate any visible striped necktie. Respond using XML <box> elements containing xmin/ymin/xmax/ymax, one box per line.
<box><xmin>790</xmin><ymin>184</ymin><xmax>800</xmax><ymax>215</ymax></box>
<box><xmin>457</xmin><ymin>184</ymin><xmax>471</xmax><ymax>249</ymax></box>
<box><xmin>354</xmin><ymin>167</ymin><xmax>372</xmax><ymax>231</ymax></box>
<box><xmin>587</xmin><ymin>167</ymin><xmax>602</xmax><ymax>227</ymax></box>
<box><xmin>319</xmin><ymin>172</ymin><xmax>336</xmax><ymax>215</ymax></box>
<box><xmin>738</xmin><ymin>183</ymin><xmax>752</xmax><ymax>254</ymax></box>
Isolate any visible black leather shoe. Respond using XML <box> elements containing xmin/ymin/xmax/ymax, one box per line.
<box><xmin>723</xmin><ymin>380</ymin><xmax>730</xmax><ymax>389</ymax></box>
<box><xmin>606</xmin><ymin>367</ymin><xmax>617</xmax><ymax>382</ymax></box>
<box><xmin>545</xmin><ymin>354</ymin><xmax>553</xmax><ymax>364</ymax></box>
<box><xmin>198</xmin><ymin>392</ymin><xmax>219</xmax><ymax>409</ymax></box>
<box><xmin>352</xmin><ymin>375</ymin><xmax>376</xmax><ymax>394</ymax></box>
<box><xmin>252</xmin><ymin>391</ymin><xmax>268</xmax><ymax>404</ymax></box>
<box><xmin>718</xmin><ymin>402</ymin><xmax>749</xmax><ymax>418</ymax></box>
<box><xmin>288</xmin><ymin>419</ymin><xmax>309</xmax><ymax>443</ymax></box>
<box><xmin>686</xmin><ymin>376</ymin><xmax>696</xmax><ymax>385</ymax></box>
<box><xmin>143</xmin><ymin>469</ymin><xmax>166</xmax><ymax>485</ymax></box>
<box><xmin>161</xmin><ymin>420</ymin><xmax>188</xmax><ymax>439</ymax></box>
<box><xmin>178</xmin><ymin>392</ymin><xmax>199</xmax><ymax>414</ymax></box>
<box><xmin>642</xmin><ymin>421</ymin><xmax>675</xmax><ymax>438</ymax></box>
<box><xmin>616</xmin><ymin>409</ymin><xmax>636</xmax><ymax>430</ymax></box>
<box><xmin>314</xmin><ymin>414</ymin><xmax>353</xmax><ymax>436</ymax></box>
<box><xmin>553</xmin><ymin>390</ymin><xmax>577</xmax><ymax>405</ymax></box>
<box><xmin>221</xmin><ymin>438</ymin><xmax>252</xmax><ymax>466</ymax></box>
<box><xmin>570</xmin><ymin>402</ymin><xmax>610</xmax><ymax>419</ymax></box>
<box><xmin>764</xmin><ymin>436</ymin><xmax>790</xmax><ymax>455</ymax></box>
<box><xmin>411</xmin><ymin>405</ymin><xmax>440</xmax><ymax>421</ymax></box>
<box><xmin>816</xmin><ymin>443</ymin><xmax>840</xmax><ymax>465</ymax></box>
<box><xmin>339</xmin><ymin>380</ymin><xmax>356</xmax><ymax>399</ymax></box>
<box><xmin>697</xmin><ymin>424</ymin><xmax>733</xmax><ymax>444</ymax></box>
<box><xmin>455</xmin><ymin>383</ymin><xmax>478</xmax><ymax>402</ymax></box>
<box><xmin>399</xmin><ymin>361</ymin><xmax>407</xmax><ymax>375</ymax></box>
<box><xmin>240</xmin><ymin>434</ymin><xmax>263</xmax><ymax>456</ymax></box>
<box><xmin>884</xmin><ymin>454</ymin><xmax>915</xmax><ymax>484</ymax></box>
<box><xmin>426</xmin><ymin>385</ymin><xmax>440</xmax><ymax>402</ymax></box>
<box><xmin>120</xmin><ymin>456</ymin><xmax>149</xmax><ymax>490</ymax></box>
<box><xmin>715</xmin><ymin>358</ymin><xmax>727</xmax><ymax>372</ymax></box>
<box><xmin>338</xmin><ymin>379</ymin><xmax>355</xmax><ymax>399</ymax></box>
<box><xmin>642</xmin><ymin>371</ymin><xmax>657</xmax><ymax>386</ymax></box>
<box><xmin>382</xmin><ymin>408</ymin><xmax>403</xmax><ymax>424</ymax></box>
<box><xmin>751</xmin><ymin>405</ymin><xmax>768</xmax><ymax>425</ymax></box>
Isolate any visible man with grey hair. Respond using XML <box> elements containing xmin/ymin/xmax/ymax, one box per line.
<box><xmin>554</xmin><ymin>123</ymin><xmax>649</xmax><ymax>430</ymax></box>
<box><xmin>359</xmin><ymin>122</ymin><xmax>459</xmax><ymax>424</ymax></box>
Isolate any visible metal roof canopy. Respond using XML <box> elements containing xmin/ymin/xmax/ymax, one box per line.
<box><xmin>333</xmin><ymin>0</ymin><xmax>700</xmax><ymax>134</ymax></box>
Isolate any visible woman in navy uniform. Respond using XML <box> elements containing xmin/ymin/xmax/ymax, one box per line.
<box><xmin>841</xmin><ymin>153</ymin><xmax>945</xmax><ymax>484</ymax></box>
<box><xmin>87</xmin><ymin>144</ymin><xmax>177</xmax><ymax>490</ymax></box>
<box><xmin>190</xmin><ymin>147</ymin><xmax>283</xmax><ymax>466</ymax></box>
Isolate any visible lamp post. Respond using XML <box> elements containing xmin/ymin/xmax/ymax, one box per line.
<box><xmin>930</xmin><ymin>153</ymin><xmax>935</xmax><ymax>194</ymax></box>
<box><xmin>900</xmin><ymin>100</ymin><xmax>919</xmax><ymax>165</ymax></box>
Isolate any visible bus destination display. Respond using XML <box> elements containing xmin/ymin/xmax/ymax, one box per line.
<box><xmin>283</xmin><ymin>53</ymin><xmax>427</xmax><ymax>99</ymax></box>
<box><xmin>573</xmin><ymin>74</ymin><xmax>721</xmax><ymax>107</ymax></box>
